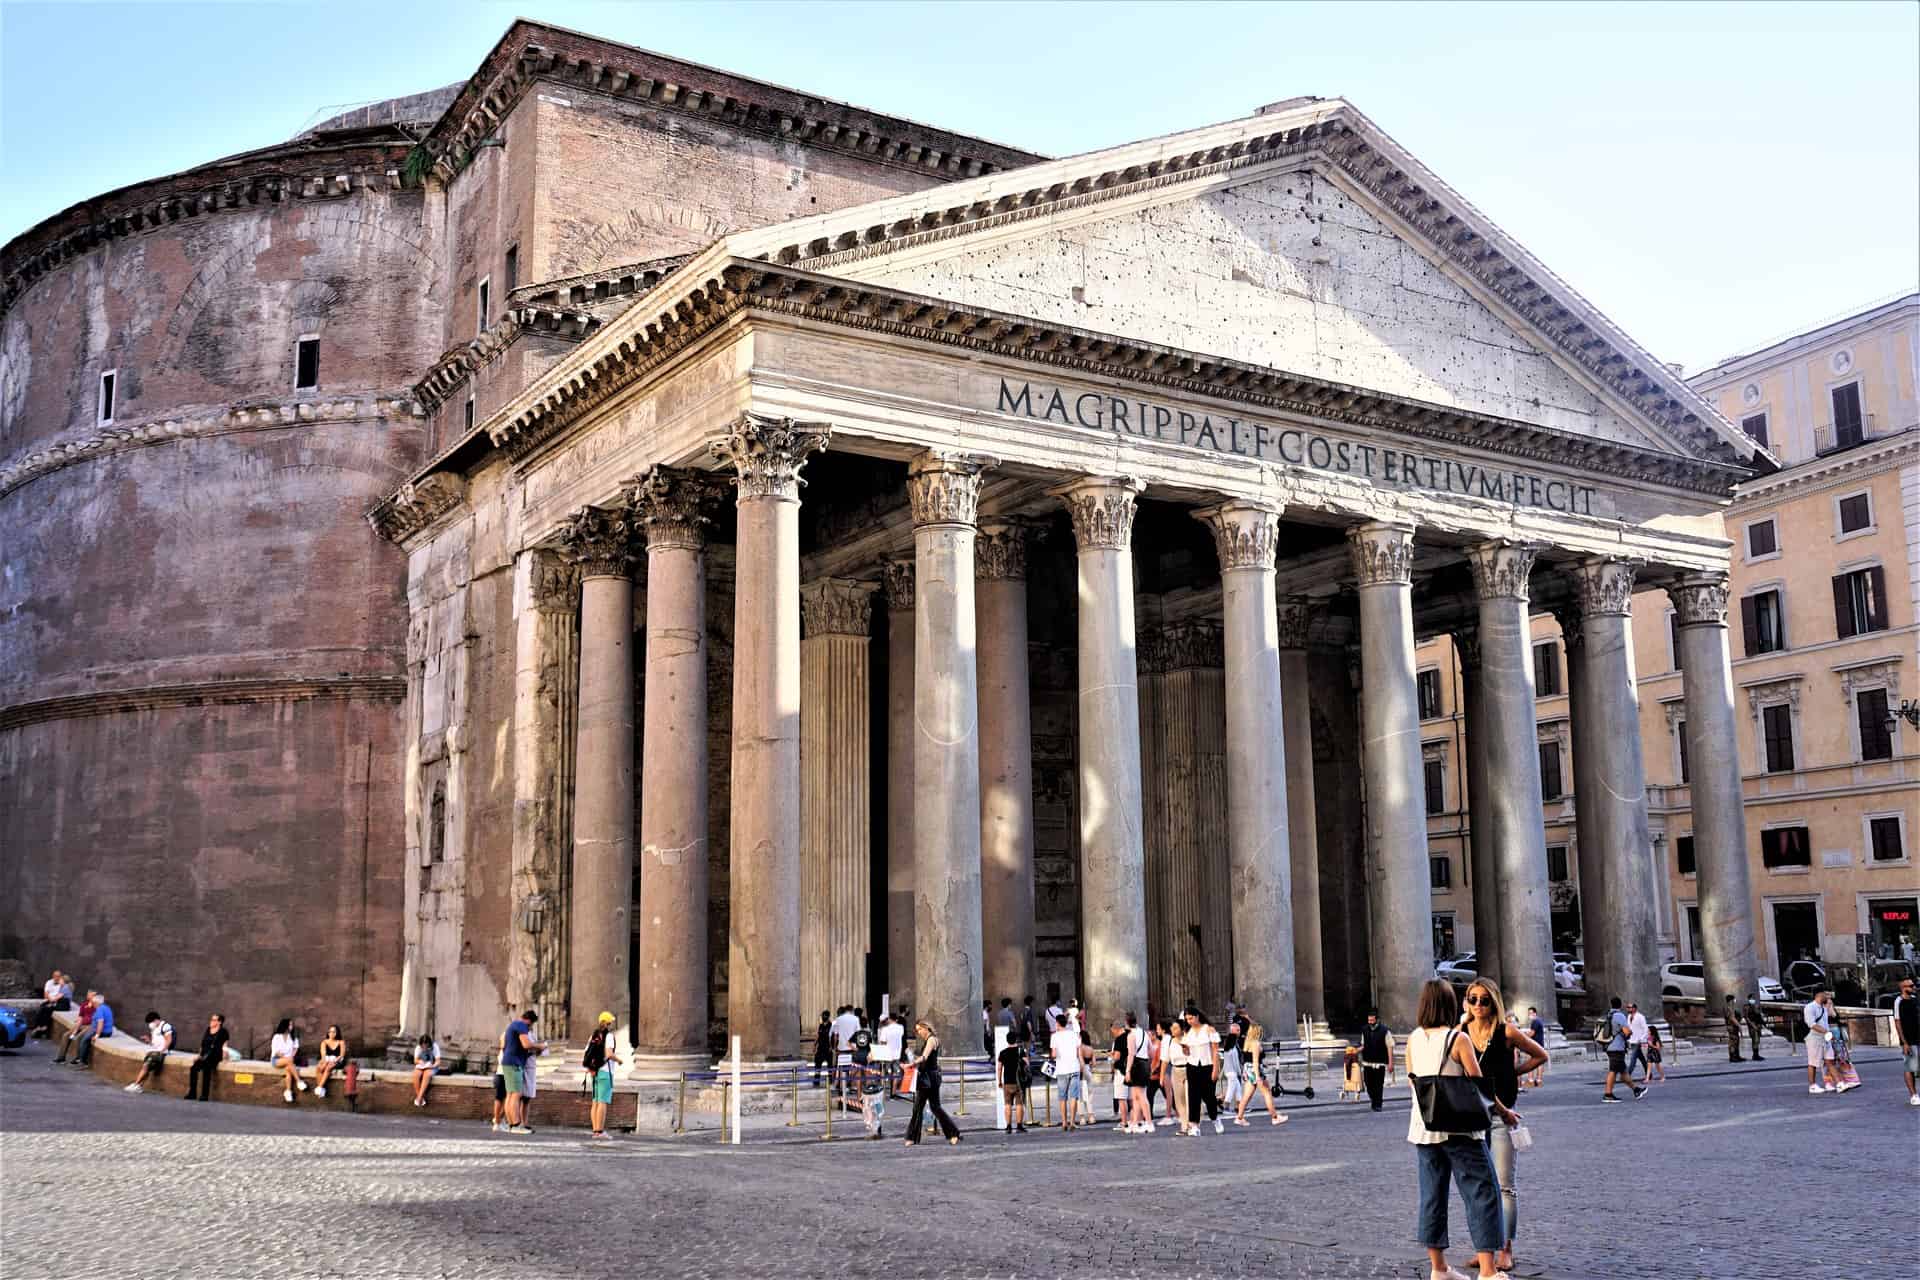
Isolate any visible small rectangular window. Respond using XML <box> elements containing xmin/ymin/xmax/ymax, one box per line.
<box><xmin>1417</xmin><ymin>669</ymin><xmax>1442</xmax><ymax>721</ymax></box>
<box><xmin>1547</xmin><ymin>845</ymin><xmax>1569</xmax><ymax>882</ymax></box>
<box><xmin>504</xmin><ymin>245</ymin><xmax>519</xmax><ymax>294</ymax></box>
<box><xmin>1833</xmin><ymin>567</ymin><xmax>1888</xmax><ymax>638</ymax></box>
<box><xmin>465</xmin><ymin>397</ymin><xmax>476</xmax><ymax>433</ymax></box>
<box><xmin>1761</xmin><ymin>825</ymin><xmax>1811</xmax><ymax>869</ymax></box>
<box><xmin>1747</xmin><ymin>519</ymin><xmax>1777</xmax><ymax>559</ymax></box>
<box><xmin>1837</xmin><ymin>493</ymin><xmax>1872</xmax><ymax>534</ymax></box>
<box><xmin>1676</xmin><ymin>719</ymin><xmax>1690</xmax><ymax>784</ymax></box>
<box><xmin>1538</xmin><ymin>741</ymin><xmax>1563</xmax><ymax>801</ymax></box>
<box><xmin>294</xmin><ymin>337</ymin><xmax>320</xmax><ymax>390</ymax></box>
<box><xmin>1669</xmin><ymin>612</ymin><xmax>1685</xmax><ymax>672</ymax></box>
<box><xmin>1676</xmin><ymin>835</ymin><xmax>1696</xmax><ymax>876</ymax></box>
<box><xmin>1740</xmin><ymin>412</ymin><xmax>1769</xmax><ymax>447</ymax></box>
<box><xmin>478</xmin><ymin>277</ymin><xmax>491</xmax><ymax>333</ymax></box>
<box><xmin>1870</xmin><ymin>816</ymin><xmax>1904</xmax><ymax>862</ymax></box>
<box><xmin>1423</xmin><ymin>759</ymin><xmax>1445</xmax><ymax>815</ymax></box>
<box><xmin>1533</xmin><ymin>642</ymin><xmax>1560</xmax><ymax>697</ymax></box>
<box><xmin>1762</xmin><ymin>703</ymin><xmax>1795</xmax><ymax>773</ymax></box>
<box><xmin>1429</xmin><ymin>856</ymin><xmax>1452</xmax><ymax>889</ymax></box>
<box><xmin>98</xmin><ymin>370</ymin><xmax>116</xmax><ymax>423</ymax></box>
<box><xmin>1857</xmin><ymin>688</ymin><xmax>1892</xmax><ymax>761</ymax></box>
<box><xmin>1741</xmin><ymin>590</ymin><xmax>1785</xmax><ymax>656</ymax></box>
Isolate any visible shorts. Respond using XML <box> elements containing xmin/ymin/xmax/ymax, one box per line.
<box><xmin>502</xmin><ymin>1064</ymin><xmax>525</xmax><ymax>1095</ymax></box>
<box><xmin>591</xmin><ymin>1066</ymin><xmax>613</xmax><ymax>1105</ymax></box>
<box><xmin>1902</xmin><ymin>1046</ymin><xmax>1919</xmax><ymax>1074</ymax></box>
<box><xmin>1126</xmin><ymin>1061</ymin><xmax>1150</xmax><ymax>1089</ymax></box>
<box><xmin>1059</xmin><ymin>1072</ymin><xmax>1082</xmax><ymax>1101</ymax></box>
<box><xmin>142</xmin><ymin>1051</ymin><xmax>167</xmax><ymax>1074</ymax></box>
<box><xmin>521</xmin><ymin>1067</ymin><xmax>538</xmax><ymax>1099</ymax></box>
<box><xmin>1805</xmin><ymin>1036</ymin><xmax>1832</xmax><ymax>1068</ymax></box>
<box><xmin>493</xmin><ymin>1073</ymin><xmax>506</xmax><ymax>1102</ymax></box>
<box><xmin>1606</xmin><ymin>1050</ymin><xmax>1628</xmax><ymax>1074</ymax></box>
<box><xmin>1000</xmin><ymin>1082</ymin><xmax>1022</xmax><ymax>1102</ymax></box>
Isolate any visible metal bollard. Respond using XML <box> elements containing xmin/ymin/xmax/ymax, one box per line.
<box><xmin>717</xmin><ymin>1080</ymin><xmax>728</xmax><ymax>1145</ymax></box>
<box><xmin>675</xmin><ymin>1073</ymin><xmax>687</xmax><ymax>1134</ymax></box>
<box><xmin>1044</xmin><ymin>1075</ymin><xmax>1053</xmax><ymax>1126</ymax></box>
<box><xmin>789</xmin><ymin>1064</ymin><xmax>799</xmax><ymax>1128</ymax></box>
<box><xmin>823</xmin><ymin>1069</ymin><xmax>834</xmax><ymax>1141</ymax></box>
<box><xmin>957</xmin><ymin>1058</ymin><xmax>967</xmax><ymax>1115</ymax></box>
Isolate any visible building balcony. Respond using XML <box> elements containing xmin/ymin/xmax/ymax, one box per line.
<box><xmin>1813</xmin><ymin>415</ymin><xmax>1878</xmax><ymax>456</ymax></box>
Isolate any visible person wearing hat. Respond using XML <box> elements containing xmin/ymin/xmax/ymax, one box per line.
<box><xmin>583</xmin><ymin>1010</ymin><xmax>622</xmax><ymax>1141</ymax></box>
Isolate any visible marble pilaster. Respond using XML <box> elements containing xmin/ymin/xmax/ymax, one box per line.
<box><xmin>1571</xmin><ymin>558</ymin><xmax>1659</xmax><ymax>1011</ymax></box>
<box><xmin>1197</xmin><ymin>500</ymin><xmax>1296</xmax><ymax>1029</ymax></box>
<box><xmin>882</xmin><ymin>558</ymin><xmax>916</xmax><ymax>1010</ymax></box>
<box><xmin>908</xmin><ymin>452</ymin><xmax>989</xmax><ymax>1050</ymax></box>
<box><xmin>799</xmin><ymin>578</ymin><xmax>876</xmax><ymax>1025</ymax></box>
<box><xmin>1347</xmin><ymin>520</ymin><xmax>1432</xmax><ymax>1031</ymax></box>
<box><xmin>628</xmin><ymin>467</ymin><xmax>715</xmax><ymax>1065</ymax></box>
<box><xmin>1056</xmin><ymin>475</ymin><xmax>1150</xmax><ymax>1024</ymax></box>
<box><xmin>1275</xmin><ymin>597</ymin><xmax>1325</xmax><ymax>1020</ymax></box>
<box><xmin>1465</xmin><ymin>540</ymin><xmax>1555</xmax><ymax>1021</ymax></box>
<box><xmin>509</xmin><ymin>549</ymin><xmax>578</xmax><ymax>1037</ymax></box>
<box><xmin>976</xmin><ymin>519</ymin><xmax>1037</xmax><ymax>1005</ymax></box>
<box><xmin>1669</xmin><ymin>573</ymin><xmax>1761</xmax><ymax>1007</ymax></box>
<box><xmin>557</xmin><ymin>504</ymin><xmax>639</xmax><ymax>1044</ymax></box>
<box><xmin>710</xmin><ymin>415</ymin><xmax>828</xmax><ymax>1058</ymax></box>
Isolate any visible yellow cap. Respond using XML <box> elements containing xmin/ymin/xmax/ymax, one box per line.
<box><xmin>598</xmin><ymin>1011</ymin><xmax>615</xmax><ymax>1024</ymax></box>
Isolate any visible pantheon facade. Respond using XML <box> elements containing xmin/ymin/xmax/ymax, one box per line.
<box><xmin>2</xmin><ymin>20</ymin><xmax>1770</xmax><ymax>1058</ymax></box>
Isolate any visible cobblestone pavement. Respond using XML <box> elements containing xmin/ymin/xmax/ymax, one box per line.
<box><xmin>3</xmin><ymin>1037</ymin><xmax>1914</xmax><ymax>1280</ymax></box>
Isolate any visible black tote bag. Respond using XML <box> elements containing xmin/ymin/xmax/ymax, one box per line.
<box><xmin>1412</xmin><ymin>1029</ymin><xmax>1492</xmax><ymax>1134</ymax></box>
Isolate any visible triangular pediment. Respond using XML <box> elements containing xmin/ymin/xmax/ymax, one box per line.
<box><xmin>722</xmin><ymin>102</ymin><xmax>1763</xmax><ymax>468</ymax></box>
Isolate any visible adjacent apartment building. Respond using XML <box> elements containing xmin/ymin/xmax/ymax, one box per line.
<box><xmin>1419</xmin><ymin>293</ymin><xmax>1919</xmax><ymax>987</ymax></box>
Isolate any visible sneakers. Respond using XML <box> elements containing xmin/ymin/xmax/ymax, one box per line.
<box><xmin>490</xmin><ymin>1120</ymin><xmax>499</xmax><ymax>1131</ymax></box>
<box><xmin>315</xmin><ymin>1086</ymin><xmax>325</xmax><ymax>1099</ymax></box>
<box><xmin>1601</xmin><ymin>1094</ymin><xmax>1620</xmax><ymax>1103</ymax></box>
<box><xmin>1630</xmin><ymin>1086</ymin><xmax>1647</xmax><ymax>1099</ymax></box>
<box><xmin>591</xmin><ymin>1131</ymin><xmax>611</xmax><ymax>1142</ymax></box>
<box><xmin>1808</xmin><ymin>1084</ymin><xmax>1828</xmax><ymax>1094</ymax></box>
<box><xmin>296</xmin><ymin>1080</ymin><xmax>309</xmax><ymax>1093</ymax></box>
<box><xmin>123</xmin><ymin>1083</ymin><xmax>142</xmax><ymax>1093</ymax></box>
<box><xmin>1016</xmin><ymin>1124</ymin><xmax>1027</xmax><ymax>1132</ymax></box>
<box><xmin>1835</xmin><ymin>1081</ymin><xmax>1859</xmax><ymax>1093</ymax></box>
<box><xmin>1213</xmin><ymin>1118</ymin><xmax>1224</xmax><ymax>1134</ymax></box>
<box><xmin>284</xmin><ymin>1089</ymin><xmax>294</xmax><ymax>1103</ymax></box>
<box><xmin>1157</xmin><ymin>1117</ymin><xmax>1176</xmax><ymax>1127</ymax></box>
<box><xmin>1907</xmin><ymin>1095</ymin><xmax>1919</xmax><ymax>1106</ymax></box>
<box><xmin>508</xmin><ymin>1125</ymin><xmax>533</xmax><ymax>1135</ymax></box>
<box><xmin>1233</xmin><ymin>1117</ymin><xmax>1249</xmax><ymax>1127</ymax></box>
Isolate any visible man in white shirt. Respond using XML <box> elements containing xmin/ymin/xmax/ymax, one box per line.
<box><xmin>1625</xmin><ymin>1003</ymin><xmax>1652</xmax><ymax>1080</ymax></box>
<box><xmin>124</xmin><ymin>1011</ymin><xmax>174</xmax><ymax>1095</ymax></box>
<box><xmin>1801</xmin><ymin>989</ymin><xmax>1851</xmax><ymax>1093</ymax></box>
<box><xmin>1048</xmin><ymin>1021</ymin><xmax>1082</xmax><ymax>1130</ymax></box>
<box><xmin>1046</xmin><ymin>1000</ymin><xmax>1065</xmax><ymax>1036</ymax></box>
<box><xmin>829</xmin><ymin>1006</ymin><xmax>859</xmax><ymax>1095</ymax></box>
<box><xmin>872</xmin><ymin>1013</ymin><xmax>906</xmax><ymax>1095</ymax></box>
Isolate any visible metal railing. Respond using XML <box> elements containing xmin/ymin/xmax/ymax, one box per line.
<box><xmin>1814</xmin><ymin>414</ymin><xmax>1877</xmax><ymax>455</ymax></box>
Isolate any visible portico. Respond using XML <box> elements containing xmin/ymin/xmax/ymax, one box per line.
<box><xmin>371</xmin><ymin>98</ymin><xmax>1768</xmax><ymax>1060</ymax></box>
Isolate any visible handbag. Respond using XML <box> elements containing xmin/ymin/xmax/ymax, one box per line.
<box><xmin>1412</xmin><ymin>1030</ymin><xmax>1492</xmax><ymax>1134</ymax></box>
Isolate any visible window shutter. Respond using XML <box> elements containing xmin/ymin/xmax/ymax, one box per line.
<box><xmin>1740</xmin><ymin>595</ymin><xmax>1759</xmax><ymax>656</ymax></box>
<box><xmin>1867</xmin><ymin>566</ymin><xmax>1889</xmax><ymax>632</ymax></box>
<box><xmin>1832</xmin><ymin>575</ymin><xmax>1855</xmax><ymax>639</ymax></box>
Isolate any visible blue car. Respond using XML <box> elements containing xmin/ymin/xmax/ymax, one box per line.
<box><xmin>0</xmin><ymin>1005</ymin><xmax>28</xmax><ymax>1051</ymax></box>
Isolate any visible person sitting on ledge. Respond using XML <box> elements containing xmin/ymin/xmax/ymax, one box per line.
<box><xmin>410</xmin><ymin>1034</ymin><xmax>440</xmax><ymax>1108</ymax></box>
<box><xmin>31</xmin><ymin>969</ymin><xmax>72</xmax><ymax>1038</ymax></box>
<box><xmin>124</xmin><ymin>1011</ymin><xmax>175</xmax><ymax>1094</ymax></box>
<box><xmin>187</xmin><ymin>1013</ymin><xmax>229</xmax><ymax>1102</ymax></box>
<box><xmin>70</xmin><ymin>991</ymin><xmax>115</xmax><ymax>1068</ymax></box>
<box><xmin>51</xmin><ymin>990</ymin><xmax>98</xmax><ymax>1064</ymax></box>
<box><xmin>271</xmin><ymin>1018</ymin><xmax>306</xmax><ymax>1104</ymax></box>
<box><xmin>313</xmin><ymin>1025</ymin><xmax>348</xmax><ymax>1099</ymax></box>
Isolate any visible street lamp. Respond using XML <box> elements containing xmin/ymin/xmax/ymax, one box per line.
<box><xmin>1887</xmin><ymin>699</ymin><xmax>1920</xmax><ymax>732</ymax></box>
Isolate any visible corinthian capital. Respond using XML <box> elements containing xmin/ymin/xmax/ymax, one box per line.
<box><xmin>1667</xmin><ymin>571</ymin><xmax>1731</xmax><ymax>627</ymax></box>
<box><xmin>1466</xmin><ymin>539</ymin><xmax>1540</xmax><ymax>603</ymax></box>
<box><xmin>709</xmin><ymin>413</ymin><xmax>829</xmax><ymax>501</ymax></box>
<box><xmin>528</xmin><ymin>549</ymin><xmax>580</xmax><ymax>613</ymax></box>
<box><xmin>557</xmin><ymin>505</ymin><xmax>639</xmax><ymax>578</ymax></box>
<box><xmin>906</xmin><ymin>451</ymin><xmax>992</xmax><ymax>528</ymax></box>
<box><xmin>1195</xmin><ymin>499</ymin><xmax>1281</xmax><ymax>572</ymax></box>
<box><xmin>1275</xmin><ymin>595</ymin><xmax>1315</xmax><ymax>650</ymax></box>
<box><xmin>1346</xmin><ymin>520</ymin><xmax>1415</xmax><ymax>587</ymax></box>
<box><xmin>625</xmin><ymin>465</ymin><xmax>719</xmax><ymax>551</ymax></box>
<box><xmin>976</xmin><ymin>518</ymin><xmax>1037</xmax><ymax>582</ymax></box>
<box><xmin>800</xmin><ymin>578</ymin><xmax>876</xmax><ymax>638</ymax></box>
<box><xmin>1573</xmin><ymin>557</ymin><xmax>1638</xmax><ymax>618</ymax></box>
<box><xmin>882</xmin><ymin>557</ymin><xmax>915</xmax><ymax>613</ymax></box>
<box><xmin>1053</xmin><ymin>475</ymin><xmax>1144</xmax><ymax>551</ymax></box>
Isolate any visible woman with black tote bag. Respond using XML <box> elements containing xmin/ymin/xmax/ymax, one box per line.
<box><xmin>1405</xmin><ymin>979</ymin><xmax>1519</xmax><ymax>1280</ymax></box>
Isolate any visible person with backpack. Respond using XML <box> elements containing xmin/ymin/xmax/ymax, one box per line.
<box><xmin>1598</xmin><ymin>996</ymin><xmax>1645</xmax><ymax>1102</ymax></box>
<box><xmin>583</xmin><ymin>1010</ymin><xmax>622</xmax><ymax>1141</ymax></box>
<box><xmin>810</xmin><ymin>1011</ymin><xmax>833</xmax><ymax>1086</ymax></box>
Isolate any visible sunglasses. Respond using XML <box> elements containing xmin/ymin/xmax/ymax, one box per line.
<box><xmin>1464</xmin><ymin>995</ymin><xmax>1492</xmax><ymax>1006</ymax></box>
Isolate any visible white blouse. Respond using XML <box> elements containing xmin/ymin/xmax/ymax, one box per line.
<box><xmin>1404</xmin><ymin>1026</ymin><xmax>1486</xmax><ymax>1144</ymax></box>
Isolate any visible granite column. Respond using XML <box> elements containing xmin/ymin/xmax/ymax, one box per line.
<box><xmin>1455</xmin><ymin>625</ymin><xmax>1503</xmax><ymax>986</ymax></box>
<box><xmin>1276</xmin><ymin>597</ymin><xmax>1325</xmax><ymax>1020</ymax></box>
<box><xmin>976</xmin><ymin>519</ymin><xmax>1037</xmax><ymax>1006</ymax></box>
<box><xmin>509</xmin><ymin>550</ymin><xmax>578</xmax><ymax>1036</ymax></box>
<box><xmin>882</xmin><ymin>559</ymin><xmax>916</xmax><ymax>1011</ymax></box>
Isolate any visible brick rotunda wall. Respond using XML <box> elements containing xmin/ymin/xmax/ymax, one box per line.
<box><xmin>0</xmin><ymin>148</ymin><xmax>439</xmax><ymax>1049</ymax></box>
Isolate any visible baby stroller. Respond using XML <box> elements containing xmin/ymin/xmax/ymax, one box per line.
<box><xmin>1338</xmin><ymin>1046</ymin><xmax>1365</xmax><ymax>1102</ymax></box>
<box><xmin>1830</xmin><ymin>1021</ymin><xmax>1861</xmax><ymax>1089</ymax></box>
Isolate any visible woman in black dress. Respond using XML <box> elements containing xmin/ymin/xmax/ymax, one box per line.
<box><xmin>903</xmin><ymin>1019</ymin><xmax>962</xmax><ymax>1147</ymax></box>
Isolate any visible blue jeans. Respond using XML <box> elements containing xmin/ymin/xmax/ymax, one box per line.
<box><xmin>1415</xmin><ymin>1137</ymin><xmax>1504</xmax><ymax>1252</ymax></box>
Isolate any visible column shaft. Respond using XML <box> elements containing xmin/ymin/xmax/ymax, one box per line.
<box><xmin>1277</xmin><ymin>600</ymin><xmax>1324</xmax><ymax>1018</ymax></box>
<box><xmin>1136</xmin><ymin>626</ymin><xmax>1172</xmax><ymax>1016</ymax></box>
<box><xmin>1456</xmin><ymin>629</ymin><xmax>1504</xmax><ymax>987</ymax></box>
<box><xmin>509</xmin><ymin>551</ymin><xmax>578</xmax><ymax>1035</ymax></box>
<box><xmin>1467</xmin><ymin>542</ymin><xmax>1555</xmax><ymax>1020</ymax></box>
<box><xmin>1670</xmin><ymin>574</ymin><xmax>1761</xmax><ymax>1007</ymax></box>
<box><xmin>1348</xmin><ymin>521</ymin><xmax>1433</xmax><ymax>1031</ymax></box>
<box><xmin>1574</xmin><ymin>559</ymin><xmax>1659</xmax><ymax>1011</ymax></box>
<box><xmin>799</xmin><ymin>580</ymin><xmax>875</xmax><ymax>1026</ymax></box>
<box><xmin>883</xmin><ymin>561</ymin><xmax>916</xmax><ymax>1010</ymax></box>
<box><xmin>1199</xmin><ymin>501</ymin><xmax>1295</xmax><ymax>1029</ymax></box>
<box><xmin>1161</xmin><ymin>640</ymin><xmax>1231</xmax><ymax>1011</ymax></box>
<box><xmin>712</xmin><ymin>416</ymin><xmax>827</xmax><ymax>1059</ymax></box>
<box><xmin>1057</xmin><ymin>477</ymin><xmax>1149</xmax><ymax>1023</ymax></box>
<box><xmin>976</xmin><ymin>521</ymin><xmax>1037</xmax><ymax>1005</ymax></box>
<box><xmin>560</xmin><ymin>507</ymin><xmax>638</xmax><ymax>1044</ymax></box>
<box><xmin>1557</xmin><ymin>608</ymin><xmax>1604</xmax><ymax>985</ymax></box>
<box><xmin>629</xmin><ymin>470</ymin><xmax>714</xmax><ymax>1064</ymax></box>
<box><xmin>909</xmin><ymin>454</ymin><xmax>988</xmax><ymax>1050</ymax></box>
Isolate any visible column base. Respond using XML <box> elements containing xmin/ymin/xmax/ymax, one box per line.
<box><xmin>624</xmin><ymin>1051</ymin><xmax>711</xmax><ymax>1080</ymax></box>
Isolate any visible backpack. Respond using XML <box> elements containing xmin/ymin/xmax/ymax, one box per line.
<box><xmin>1592</xmin><ymin>1015</ymin><xmax>1614</xmax><ymax>1046</ymax></box>
<box><xmin>581</xmin><ymin>1028</ymin><xmax>608</xmax><ymax>1073</ymax></box>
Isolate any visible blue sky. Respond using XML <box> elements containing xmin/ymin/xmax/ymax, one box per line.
<box><xmin>2</xmin><ymin>0</ymin><xmax>1914</xmax><ymax>370</ymax></box>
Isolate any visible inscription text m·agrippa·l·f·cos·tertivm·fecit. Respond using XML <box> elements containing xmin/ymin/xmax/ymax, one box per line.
<box><xmin>994</xmin><ymin>378</ymin><xmax>1600</xmax><ymax>516</ymax></box>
